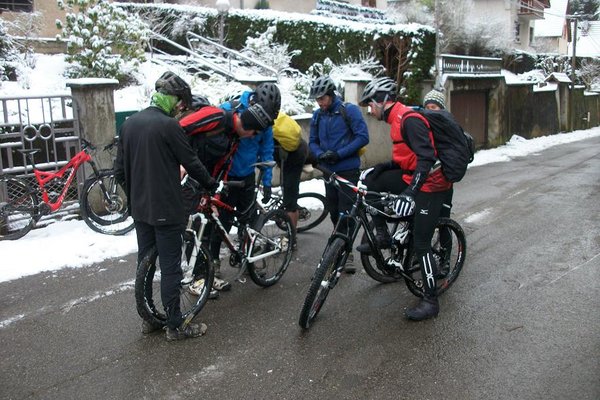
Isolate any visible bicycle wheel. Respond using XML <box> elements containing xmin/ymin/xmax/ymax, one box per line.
<box><xmin>248</xmin><ymin>209</ymin><xmax>294</xmax><ymax>287</ymax></box>
<box><xmin>0</xmin><ymin>176</ymin><xmax>38</xmax><ymax>240</ymax></box>
<box><xmin>298</xmin><ymin>237</ymin><xmax>345</xmax><ymax>329</ymax></box>
<box><xmin>134</xmin><ymin>242</ymin><xmax>214</xmax><ymax>327</ymax></box>
<box><xmin>359</xmin><ymin>219</ymin><xmax>404</xmax><ymax>284</ymax></box>
<box><xmin>80</xmin><ymin>170</ymin><xmax>134</xmax><ymax>235</ymax></box>
<box><xmin>404</xmin><ymin>218</ymin><xmax>467</xmax><ymax>298</ymax></box>
<box><xmin>296</xmin><ymin>192</ymin><xmax>328</xmax><ymax>233</ymax></box>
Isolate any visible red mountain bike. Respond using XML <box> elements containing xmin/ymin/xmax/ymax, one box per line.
<box><xmin>0</xmin><ymin>138</ymin><xmax>133</xmax><ymax>240</ymax></box>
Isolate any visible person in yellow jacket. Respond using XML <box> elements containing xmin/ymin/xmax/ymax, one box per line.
<box><xmin>272</xmin><ymin>111</ymin><xmax>309</xmax><ymax>249</ymax></box>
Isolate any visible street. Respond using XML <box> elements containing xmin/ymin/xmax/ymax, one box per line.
<box><xmin>1</xmin><ymin>136</ymin><xmax>599</xmax><ymax>400</ymax></box>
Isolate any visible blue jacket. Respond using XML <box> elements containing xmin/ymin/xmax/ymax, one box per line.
<box><xmin>220</xmin><ymin>91</ymin><xmax>274</xmax><ymax>186</ymax></box>
<box><xmin>309</xmin><ymin>96</ymin><xmax>369</xmax><ymax>172</ymax></box>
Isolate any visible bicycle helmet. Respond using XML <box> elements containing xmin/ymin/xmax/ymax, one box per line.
<box><xmin>309</xmin><ymin>76</ymin><xmax>336</xmax><ymax>99</ymax></box>
<box><xmin>359</xmin><ymin>77</ymin><xmax>397</xmax><ymax>106</ymax></box>
<box><xmin>155</xmin><ymin>71</ymin><xmax>193</xmax><ymax>108</ymax></box>
<box><xmin>240</xmin><ymin>103</ymin><xmax>274</xmax><ymax>131</ymax></box>
<box><xmin>190</xmin><ymin>94</ymin><xmax>210</xmax><ymax>110</ymax></box>
<box><xmin>253</xmin><ymin>82</ymin><xmax>281</xmax><ymax>119</ymax></box>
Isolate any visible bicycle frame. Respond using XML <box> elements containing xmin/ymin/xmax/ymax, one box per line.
<box><xmin>322</xmin><ymin>169</ymin><xmax>418</xmax><ymax>283</ymax></box>
<box><xmin>195</xmin><ymin>188</ymin><xmax>282</xmax><ymax>266</ymax></box>
<box><xmin>30</xmin><ymin>149</ymin><xmax>91</xmax><ymax>212</ymax></box>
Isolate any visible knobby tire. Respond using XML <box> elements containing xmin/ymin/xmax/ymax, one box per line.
<box><xmin>0</xmin><ymin>176</ymin><xmax>38</xmax><ymax>240</ymax></box>
<box><xmin>134</xmin><ymin>243</ymin><xmax>215</xmax><ymax>328</ymax></box>
<box><xmin>298</xmin><ymin>237</ymin><xmax>345</xmax><ymax>329</ymax></box>
<box><xmin>248</xmin><ymin>209</ymin><xmax>294</xmax><ymax>287</ymax></box>
<box><xmin>80</xmin><ymin>170</ymin><xmax>134</xmax><ymax>235</ymax></box>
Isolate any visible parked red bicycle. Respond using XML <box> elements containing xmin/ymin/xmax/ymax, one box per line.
<box><xmin>0</xmin><ymin>138</ymin><xmax>133</xmax><ymax>240</ymax></box>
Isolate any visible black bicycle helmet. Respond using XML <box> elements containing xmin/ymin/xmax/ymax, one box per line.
<box><xmin>155</xmin><ymin>71</ymin><xmax>193</xmax><ymax>108</ymax></box>
<box><xmin>240</xmin><ymin>103</ymin><xmax>274</xmax><ymax>131</ymax></box>
<box><xmin>309</xmin><ymin>75</ymin><xmax>336</xmax><ymax>99</ymax></box>
<box><xmin>253</xmin><ymin>82</ymin><xmax>281</xmax><ymax>119</ymax></box>
<box><xmin>359</xmin><ymin>77</ymin><xmax>397</xmax><ymax>106</ymax></box>
<box><xmin>190</xmin><ymin>94</ymin><xmax>210</xmax><ymax>110</ymax></box>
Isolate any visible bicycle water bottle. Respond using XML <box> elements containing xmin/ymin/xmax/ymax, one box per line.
<box><xmin>392</xmin><ymin>221</ymin><xmax>409</xmax><ymax>244</ymax></box>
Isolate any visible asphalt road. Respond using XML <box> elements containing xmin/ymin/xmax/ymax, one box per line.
<box><xmin>1</xmin><ymin>136</ymin><xmax>599</xmax><ymax>400</ymax></box>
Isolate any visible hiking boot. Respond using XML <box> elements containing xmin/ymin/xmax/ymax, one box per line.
<box><xmin>213</xmin><ymin>277</ymin><xmax>231</xmax><ymax>291</ymax></box>
<box><xmin>405</xmin><ymin>296</ymin><xmax>439</xmax><ymax>321</ymax></box>
<box><xmin>141</xmin><ymin>319</ymin><xmax>163</xmax><ymax>335</ymax></box>
<box><xmin>356</xmin><ymin>235</ymin><xmax>392</xmax><ymax>254</ymax></box>
<box><xmin>165</xmin><ymin>322</ymin><xmax>207</xmax><ymax>342</ymax></box>
<box><xmin>343</xmin><ymin>253</ymin><xmax>356</xmax><ymax>274</ymax></box>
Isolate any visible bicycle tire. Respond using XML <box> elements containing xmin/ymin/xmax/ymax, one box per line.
<box><xmin>0</xmin><ymin>176</ymin><xmax>38</xmax><ymax>240</ymax></box>
<box><xmin>296</xmin><ymin>192</ymin><xmax>328</xmax><ymax>233</ymax></box>
<box><xmin>404</xmin><ymin>218</ymin><xmax>467</xmax><ymax>298</ymax></box>
<box><xmin>298</xmin><ymin>237</ymin><xmax>345</xmax><ymax>329</ymax></box>
<box><xmin>135</xmin><ymin>242</ymin><xmax>215</xmax><ymax>327</ymax></box>
<box><xmin>359</xmin><ymin>219</ymin><xmax>404</xmax><ymax>284</ymax></box>
<box><xmin>80</xmin><ymin>170</ymin><xmax>134</xmax><ymax>235</ymax></box>
<box><xmin>248</xmin><ymin>209</ymin><xmax>294</xmax><ymax>287</ymax></box>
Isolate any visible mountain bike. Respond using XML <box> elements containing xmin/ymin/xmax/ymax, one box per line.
<box><xmin>298</xmin><ymin>166</ymin><xmax>467</xmax><ymax>329</ymax></box>
<box><xmin>0</xmin><ymin>138</ymin><xmax>133</xmax><ymax>240</ymax></box>
<box><xmin>135</xmin><ymin>171</ymin><xmax>295</xmax><ymax>329</ymax></box>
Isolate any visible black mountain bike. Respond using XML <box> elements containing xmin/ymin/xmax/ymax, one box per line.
<box><xmin>299</xmin><ymin>166</ymin><xmax>467</xmax><ymax>329</ymax></box>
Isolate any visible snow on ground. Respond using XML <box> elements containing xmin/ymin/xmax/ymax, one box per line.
<box><xmin>2</xmin><ymin>54</ymin><xmax>600</xmax><ymax>283</ymax></box>
<box><xmin>2</xmin><ymin>126</ymin><xmax>599</xmax><ymax>283</ymax></box>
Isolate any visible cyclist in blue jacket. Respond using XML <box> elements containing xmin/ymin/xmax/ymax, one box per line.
<box><xmin>208</xmin><ymin>83</ymin><xmax>280</xmax><ymax>288</ymax></box>
<box><xmin>308</xmin><ymin>75</ymin><xmax>369</xmax><ymax>273</ymax></box>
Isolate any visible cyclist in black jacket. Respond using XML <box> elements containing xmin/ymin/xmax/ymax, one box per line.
<box><xmin>115</xmin><ymin>72</ymin><xmax>217</xmax><ymax>341</ymax></box>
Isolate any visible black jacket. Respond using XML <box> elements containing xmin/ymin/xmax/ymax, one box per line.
<box><xmin>115</xmin><ymin>107</ymin><xmax>213</xmax><ymax>225</ymax></box>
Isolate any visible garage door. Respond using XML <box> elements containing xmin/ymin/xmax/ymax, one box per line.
<box><xmin>451</xmin><ymin>91</ymin><xmax>487</xmax><ymax>148</ymax></box>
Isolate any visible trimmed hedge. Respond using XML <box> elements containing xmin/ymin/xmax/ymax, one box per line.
<box><xmin>120</xmin><ymin>3</ymin><xmax>435</xmax><ymax>103</ymax></box>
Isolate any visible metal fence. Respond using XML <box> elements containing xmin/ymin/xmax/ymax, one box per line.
<box><xmin>0</xmin><ymin>94</ymin><xmax>81</xmax><ymax>202</ymax></box>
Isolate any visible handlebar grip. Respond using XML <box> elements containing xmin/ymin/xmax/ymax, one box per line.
<box><xmin>224</xmin><ymin>180</ymin><xmax>245</xmax><ymax>188</ymax></box>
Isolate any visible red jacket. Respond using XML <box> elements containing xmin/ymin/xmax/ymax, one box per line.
<box><xmin>387</xmin><ymin>102</ymin><xmax>452</xmax><ymax>193</ymax></box>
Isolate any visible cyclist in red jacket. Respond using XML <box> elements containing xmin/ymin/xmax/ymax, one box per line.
<box><xmin>357</xmin><ymin>77</ymin><xmax>453</xmax><ymax>321</ymax></box>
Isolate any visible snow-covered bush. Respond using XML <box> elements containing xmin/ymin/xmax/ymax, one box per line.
<box><xmin>241</xmin><ymin>26</ymin><xmax>301</xmax><ymax>72</ymax></box>
<box><xmin>56</xmin><ymin>0</ymin><xmax>150</xmax><ymax>82</ymax></box>
<box><xmin>578</xmin><ymin>58</ymin><xmax>600</xmax><ymax>90</ymax></box>
<box><xmin>0</xmin><ymin>20</ymin><xmax>19</xmax><ymax>82</ymax></box>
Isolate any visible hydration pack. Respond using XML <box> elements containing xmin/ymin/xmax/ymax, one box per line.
<box><xmin>404</xmin><ymin>109</ymin><xmax>474</xmax><ymax>182</ymax></box>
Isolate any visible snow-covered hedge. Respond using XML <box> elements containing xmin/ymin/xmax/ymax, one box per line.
<box><xmin>119</xmin><ymin>3</ymin><xmax>435</xmax><ymax>103</ymax></box>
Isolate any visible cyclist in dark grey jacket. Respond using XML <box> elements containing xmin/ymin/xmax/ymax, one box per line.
<box><xmin>115</xmin><ymin>72</ymin><xmax>216</xmax><ymax>341</ymax></box>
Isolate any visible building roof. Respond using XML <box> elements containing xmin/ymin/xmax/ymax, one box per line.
<box><xmin>544</xmin><ymin>72</ymin><xmax>572</xmax><ymax>83</ymax></box>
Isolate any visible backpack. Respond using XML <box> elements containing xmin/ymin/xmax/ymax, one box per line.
<box><xmin>313</xmin><ymin>102</ymin><xmax>367</xmax><ymax>156</ymax></box>
<box><xmin>403</xmin><ymin>109</ymin><xmax>474</xmax><ymax>182</ymax></box>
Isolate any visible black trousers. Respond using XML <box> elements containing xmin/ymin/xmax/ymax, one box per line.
<box><xmin>324</xmin><ymin>168</ymin><xmax>360</xmax><ymax>228</ymax></box>
<box><xmin>364</xmin><ymin>169</ymin><xmax>450</xmax><ymax>297</ymax></box>
<box><xmin>135</xmin><ymin>220</ymin><xmax>184</xmax><ymax>329</ymax></box>
<box><xmin>275</xmin><ymin>139</ymin><xmax>308</xmax><ymax>211</ymax></box>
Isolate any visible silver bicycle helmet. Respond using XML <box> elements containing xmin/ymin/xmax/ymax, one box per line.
<box><xmin>359</xmin><ymin>77</ymin><xmax>397</xmax><ymax>106</ymax></box>
<box><xmin>309</xmin><ymin>76</ymin><xmax>336</xmax><ymax>99</ymax></box>
<box><xmin>155</xmin><ymin>71</ymin><xmax>193</xmax><ymax>107</ymax></box>
<box><xmin>253</xmin><ymin>82</ymin><xmax>281</xmax><ymax>119</ymax></box>
<box><xmin>240</xmin><ymin>103</ymin><xmax>274</xmax><ymax>131</ymax></box>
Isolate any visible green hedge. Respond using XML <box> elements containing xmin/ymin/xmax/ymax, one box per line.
<box><xmin>120</xmin><ymin>3</ymin><xmax>435</xmax><ymax>103</ymax></box>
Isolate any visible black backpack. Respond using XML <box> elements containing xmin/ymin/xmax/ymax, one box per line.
<box><xmin>404</xmin><ymin>109</ymin><xmax>474</xmax><ymax>182</ymax></box>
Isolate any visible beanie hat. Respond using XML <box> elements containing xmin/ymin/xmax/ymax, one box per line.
<box><xmin>423</xmin><ymin>89</ymin><xmax>446</xmax><ymax>109</ymax></box>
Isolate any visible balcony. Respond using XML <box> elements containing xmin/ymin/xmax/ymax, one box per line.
<box><xmin>517</xmin><ymin>0</ymin><xmax>549</xmax><ymax>21</ymax></box>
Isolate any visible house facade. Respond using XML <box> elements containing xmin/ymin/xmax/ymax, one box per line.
<box><xmin>469</xmin><ymin>0</ymin><xmax>551</xmax><ymax>52</ymax></box>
